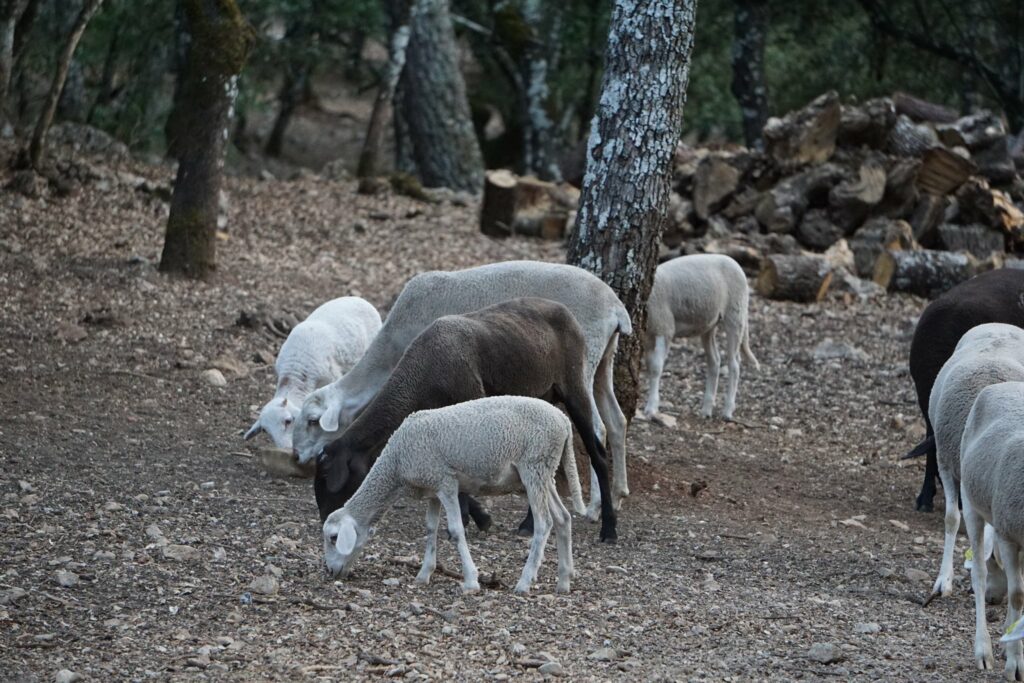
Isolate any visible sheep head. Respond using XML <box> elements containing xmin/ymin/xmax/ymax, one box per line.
<box><xmin>322</xmin><ymin>510</ymin><xmax>370</xmax><ymax>578</ymax></box>
<box><xmin>314</xmin><ymin>445</ymin><xmax>371</xmax><ymax>522</ymax></box>
<box><xmin>245</xmin><ymin>397</ymin><xmax>297</xmax><ymax>449</ymax></box>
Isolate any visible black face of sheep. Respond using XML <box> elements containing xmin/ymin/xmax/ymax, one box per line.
<box><xmin>906</xmin><ymin>269</ymin><xmax>1024</xmax><ymax>512</ymax></box>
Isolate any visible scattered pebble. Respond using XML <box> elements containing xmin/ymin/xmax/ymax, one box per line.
<box><xmin>538</xmin><ymin>661</ymin><xmax>564</xmax><ymax>676</ymax></box>
<box><xmin>200</xmin><ymin>369</ymin><xmax>227</xmax><ymax>387</ymax></box>
<box><xmin>54</xmin><ymin>570</ymin><xmax>79</xmax><ymax>587</ymax></box>
<box><xmin>162</xmin><ymin>545</ymin><xmax>199</xmax><ymax>562</ymax></box>
<box><xmin>855</xmin><ymin>622</ymin><xmax>882</xmax><ymax>634</ymax></box>
<box><xmin>808</xmin><ymin>642</ymin><xmax>845</xmax><ymax>664</ymax></box>
<box><xmin>55</xmin><ymin>670</ymin><xmax>82</xmax><ymax>683</ymax></box>
<box><xmin>905</xmin><ymin>567</ymin><xmax>931</xmax><ymax>583</ymax></box>
<box><xmin>248</xmin><ymin>575</ymin><xmax>279</xmax><ymax>596</ymax></box>
<box><xmin>588</xmin><ymin>647</ymin><xmax>618</xmax><ymax>662</ymax></box>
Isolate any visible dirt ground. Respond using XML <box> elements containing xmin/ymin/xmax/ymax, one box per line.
<box><xmin>0</xmin><ymin>145</ymin><xmax>1004</xmax><ymax>682</ymax></box>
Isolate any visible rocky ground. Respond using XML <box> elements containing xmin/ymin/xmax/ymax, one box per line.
<box><xmin>0</xmin><ymin>145</ymin><xmax>1005</xmax><ymax>682</ymax></box>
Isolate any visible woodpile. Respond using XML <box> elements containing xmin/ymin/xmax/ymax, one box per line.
<box><xmin>480</xmin><ymin>170</ymin><xmax>580</xmax><ymax>240</ymax></box>
<box><xmin>660</xmin><ymin>91</ymin><xmax>1024</xmax><ymax>300</ymax></box>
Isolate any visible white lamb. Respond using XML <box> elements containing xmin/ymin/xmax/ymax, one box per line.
<box><xmin>644</xmin><ymin>254</ymin><xmax>759</xmax><ymax>420</ymax></box>
<box><xmin>322</xmin><ymin>396</ymin><xmax>586</xmax><ymax>595</ymax></box>
<box><xmin>294</xmin><ymin>261</ymin><xmax>632</xmax><ymax>515</ymax></box>
<box><xmin>244</xmin><ymin>297</ymin><xmax>382</xmax><ymax>449</ymax></box>
<box><xmin>959</xmin><ymin>381</ymin><xmax>1024</xmax><ymax>678</ymax></box>
<box><xmin>927</xmin><ymin>323</ymin><xmax>1024</xmax><ymax>605</ymax></box>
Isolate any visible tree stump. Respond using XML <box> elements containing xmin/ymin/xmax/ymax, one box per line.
<box><xmin>873</xmin><ymin>249</ymin><xmax>977</xmax><ymax>298</ymax></box>
<box><xmin>756</xmin><ymin>254</ymin><xmax>833</xmax><ymax>303</ymax></box>
<box><xmin>480</xmin><ymin>169</ymin><xmax>518</xmax><ymax>237</ymax></box>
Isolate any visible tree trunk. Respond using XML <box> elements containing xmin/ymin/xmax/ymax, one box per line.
<box><xmin>164</xmin><ymin>1</ymin><xmax>191</xmax><ymax>159</ymax></box>
<box><xmin>26</xmin><ymin>0</ymin><xmax>103</xmax><ymax>169</ymax></box>
<box><xmin>159</xmin><ymin>0</ymin><xmax>254</xmax><ymax>280</ymax></box>
<box><xmin>393</xmin><ymin>0</ymin><xmax>484</xmax><ymax>193</ymax></box>
<box><xmin>0</xmin><ymin>0</ymin><xmax>26</xmax><ymax>123</ymax></box>
<box><xmin>518</xmin><ymin>0</ymin><xmax>562</xmax><ymax>180</ymax></box>
<box><xmin>566</xmin><ymin>0</ymin><xmax>698</xmax><ymax>419</ymax></box>
<box><xmin>730</xmin><ymin>0</ymin><xmax>768</xmax><ymax>150</ymax></box>
<box><xmin>54</xmin><ymin>0</ymin><xmax>88</xmax><ymax>123</ymax></box>
<box><xmin>356</xmin><ymin>0</ymin><xmax>414</xmax><ymax>179</ymax></box>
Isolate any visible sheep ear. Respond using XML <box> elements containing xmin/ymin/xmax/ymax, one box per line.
<box><xmin>243</xmin><ymin>420</ymin><xmax>263</xmax><ymax>440</ymax></box>
<box><xmin>335</xmin><ymin>518</ymin><xmax>358</xmax><ymax>555</ymax></box>
<box><xmin>319</xmin><ymin>403</ymin><xmax>342</xmax><ymax>433</ymax></box>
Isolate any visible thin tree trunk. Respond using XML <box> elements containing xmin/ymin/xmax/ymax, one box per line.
<box><xmin>0</xmin><ymin>0</ymin><xmax>25</xmax><ymax>123</ymax></box>
<box><xmin>55</xmin><ymin>0</ymin><xmax>87</xmax><ymax>122</ymax></box>
<box><xmin>730</xmin><ymin>0</ymin><xmax>768</xmax><ymax>149</ymax></box>
<box><xmin>566</xmin><ymin>0</ymin><xmax>698</xmax><ymax>418</ymax></box>
<box><xmin>394</xmin><ymin>0</ymin><xmax>484</xmax><ymax>192</ymax></box>
<box><xmin>265</xmin><ymin>65</ymin><xmax>309</xmax><ymax>157</ymax></box>
<box><xmin>518</xmin><ymin>0</ymin><xmax>561</xmax><ymax>180</ymax></box>
<box><xmin>159</xmin><ymin>0</ymin><xmax>254</xmax><ymax>279</ymax></box>
<box><xmin>26</xmin><ymin>0</ymin><xmax>103</xmax><ymax>169</ymax></box>
<box><xmin>357</xmin><ymin>0</ymin><xmax>414</xmax><ymax>178</ymax></box>
<box><xmin>164</xmin><ymin>0</ymin><xmax>191</xmax><ymax>159</ymax></box>
<box><xmin>87</xmin><ymin>20</ymin><xmax>119</xmax><ymax>123</ymax></box>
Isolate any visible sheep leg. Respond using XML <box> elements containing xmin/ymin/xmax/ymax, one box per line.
<box><xmin>459</xmin><ymin>493</ymin><xmax>492</xmax><ymax>533</ymax></box>
<box><xmin>1001</xmin><ymin>535</ymin><xmax>1024</xmax><ymax>681</ymax></box>
<box><xmin>700</xmin><ymin>330</ymin><xmax>721</xmax><ymax>419</ymax></box>
<box><xmin>548</xmin><ymin>481</ymin><xmax>574</xmax><ymax>593</ymax></box>
<box><xmin>930</xmin><ymin>468</ymin><xmax>961</xmax><ymax>602</ymax></box>
<box><xmin>416</xmin><ymin>498</ymin><xmax>442</xmax><ymax>585</ymax></box>
<box><xmin>594</xmin><ymin>339</ymin><xmax>629</xmax><ymax>506</ymax></box>
<box><xmin>916</xmin><ymin>423</ymin><xmax>938</xmax><ymax>512</ymax></box>
<box><xmin>965</xmin><ymin>493</ymin><xmax>995</xmax><ymax>670</ymax></box>
<box><xmin>722</xmin><ymin>323</ymin><xmax>741</xmax><ymax>421</ymax></box>
<box><xmin>985</xmin><ymin>524</ymin><xmax>1009</xmax><ymax>605</ymax></box>
<box><xmin>562</xmin><ymin>390</ymin><xmax>617</xmax><ymax>541</ymax></box>
<box><xmin>515</xmin><ymin>484</ymin><xmax>552</xmax><ymax>594</ymax></box>
<box><xmin>438</xmin><ymin>488</ymin><xmax>479</xmax><ymax>593</ymax></box>
<box><xmin>643</xmin><ymin>336</ymin><xmax>669</xmax><ymax>418</ymax></box>
<box><xmin>517</xmin><ymin>508</ymin><xmax>534</xmax><ymax>536</ymax></box>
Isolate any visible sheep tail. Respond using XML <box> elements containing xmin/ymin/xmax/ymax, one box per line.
<box><xmin>560</xmin><ymin>429</ymin><xmax>587</xmax><ymax>515</ymax></box>
<box><xmin>614</xmin><ymin>303</ymin><xmax>633</xmax><ymax>336</ymax></box>
<box><xmin>741</xmin><ymin>318</ymin><xmax>760</xmax><ymax>371</ymax></box>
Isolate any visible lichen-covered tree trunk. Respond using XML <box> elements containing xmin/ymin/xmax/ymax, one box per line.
<box><xmin>26</xmin><ymin>0</ymin><xmax>103</xmax><ymax>169</ymax></box>
<box><xmin>357</xmin><ymin>0</ymin><xmax>415</xmax><ymax>179</ymax></box>
<box><xmin>518</xmin><ymin>0</ymin><xmax>562</xmax><ymax>181</ymax></box>
<box><xmin>567</xmin><ymin>0</ymin><xmax>698</xmax><ymax>418</ymax></box>
<box><xmin>730</xmin><ymin>0</ymin><xmax>768</xmax><ymax>150</ymax></box>
<box><xmin>394</xmin><ymin>0</ymin><xmax>483</xmax><ymax>193</ymax></box>
<box><xmin>159</xmin><ymin>0</ymin><xmax>254</xmax><ymax>279</ymax></box>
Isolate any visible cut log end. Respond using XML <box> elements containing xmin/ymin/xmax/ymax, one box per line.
<box><xmin>873</xmin><ymin>249</ymin><xmax>977</xmax><ymax>299</ymax></box>
<box><xmin>756</xmin><ymin>254</ymin><xmax>833</xmax><ymax>303</ymax></box>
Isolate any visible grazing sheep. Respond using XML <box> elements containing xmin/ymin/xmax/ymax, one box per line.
<box><xmin>927</xmin><ymin>323</ymin><xmax>1024</xmax><ymax>604</ymax></box>
<box><xmin>293</xmin><ymin>261</ymin><xmax>633</xmax><ymax>515</ymax></box>
<box><xmin>904</xmin><ymin>268</ymin><xmax>1024</xmax><ymax>512</ymax></box>
<box><xmin>960</xmin><ymin>381</ymin><xmax>1024</xmax><ymax>678</ymax></box>
<box><xmin>243</xmin><ymin>297</ymin><xmax>381</xmax><ymax>449</ymax></box>
<box><xmin>644</xmin><ymin>254</ymin><xmax>759</xmax><ymax>420</ymax></box>
<box><xmin>315</xmin><ymin>298</ymin><xmax>619</xmax><ymax>541</ymax></box>
<box><xmin>322</xmin><ymin>396</ymin><xmax>586</xmax><ymax>594</ymax></box>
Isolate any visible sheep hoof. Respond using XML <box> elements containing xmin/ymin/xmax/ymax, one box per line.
<box><xmin>976</xmin><ymin>650</ymin><xmax>994</xmax><ymax>670</ymax></box>
<box><xmin>555</xmin><ymin>582</ymin><xmax>571</xmax><ymax>594</ymax></box>
<box><xmin>462</xmin><ymin>582</ymin><xmax>481</xmax><ymax>595</ymax></box>
<box><xmin>513</xmin><ymin>583</ymin><xmax>530</xmax><ymax>595</ymax></box>
<box><xmin>600</xmin><ymin>528</ymin><xmax>618</xmax><ymax>544</ymax></box>
<box><xmin>473</xmin><ymin>513</ymin><xmax>493</xmax><ymax>533</ymax></box>
<box><xmin>414</xmin><ymin>572</ymin><xmax>432</xmax><ymax>586</ymax></box>
<box><xmin>584</xmin><ymin>506</ymin><xmax>601</xmax><ymax>523</ymax></box>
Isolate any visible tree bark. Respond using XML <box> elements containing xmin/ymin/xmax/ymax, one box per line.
<box><xmin>164</xmin><ymin>1</ymin><xmax>191</xmax><ymax>159</ymax></box>
<box><xmin>357</xmin><ymin>0</ymin><xmax>414</xmax><ymax>179</ymax></box>
<box><xmin>393</xmin><ymin>0</ymin><xmax>484</xmax><ymax>193</ymax></box>
<box><xmin>730</xmin><ymin>0</ymin><xmax>768</xmax><ymax>150</ymax></box>
<box><xmin>26</xmin><ymin>0</ymin><xmax>103</xmax><ymax>169</ymax></box>
<box><xmin>55</xmin><ymin>0</ymin><xmax>88</xmax><ymax>123</ymax></box>
<box><xmin>517</xmin><ymin>0</ymin><xmax>562</xmax><ymax>180</ymax></box>
<box><xmin>0</xmin><ymin>0</ymin><xmax>26</xmax><ymax>123</ymax></box>
<box><xmin>159</xmin><ymin>0</ymin><xmax>254</xmax><ymax>280</ymax></box>
<box><xmin>873</xmin><ymin>249</ymin><xmax>977</xmax><ymax>299</ymax></box>
<box><xmin>566</xmin><ymin>0</ymin><xmax>698</xmax><ymax>418</ymax></box>
<box><xmin>756</xmin><ymin>254</ymin><xmax>833</xmax><ymax>303</ymax></box>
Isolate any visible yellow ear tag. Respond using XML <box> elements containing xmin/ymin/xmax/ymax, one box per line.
<box><xmin>965</xmin><ymin>548</ymin><xmax>974</xmax><ymax>562</ymax></box>
<box><xmin>1002</xmin><ymin>615</ymin><xmax>1024</xmax><ymax>643</ymax></box>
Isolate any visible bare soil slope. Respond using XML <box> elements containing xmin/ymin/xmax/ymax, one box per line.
<box><xmin>0</xmin><ymin>149</ymin><xmax>992</xmax><ymax>681</ymax></box>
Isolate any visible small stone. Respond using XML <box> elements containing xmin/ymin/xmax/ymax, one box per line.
<box><xmin>54</xmin><ymin>322</ymin><xmax>87</xmax><ymax>344</ymax></box>
<box><xmin>605</xmin><ymin>565</ymin><xmax>628</xmax><ymax>575</ymax></box>
<box><xmin>807</xmin><ymin>642</ymin><xmax>844</xmax><ymax>664</ymax></box>
<box><xmin>201</xmin><ymin>369</ymin><xmax>227</xmax><ymax>387</ymax></box>
<box><xmin>103</xmin><ymin>501</ymin><xmax>123</xmax><ymax>512</ymax></box>
<box><xmin>839</xmin><ymin>517</ymin><xmax>867</xmax><ymax>529</ymax></box>
<box><xmin>538</xmin><ymin>661</ymin><xmax>564</xmax><ymax>676</ymax></box>
<box><xmin>382</xmin><ymin>578</ymin><xmax>400</xmax><ymax>587</ymax></box>
<box><xmin>248</xmin><ymin>575</ymin><xmax>279</xmax><ymax>595</ymax></box>
<box><xmin>588</xmin><ymin>647</ymin><xmax>618</xmax><ymax>661</ymax></box>
<box><xmin>855</xmin><ymin>622</ymin><xmax>881</xmax><ymax>634</ymax></box>
<box><xmin>163</xmin><ymin>545</ymin><xmax>200</xmax><ymax>562</ymax></box>
<box><xmin>54</xmin><ymin>570</ymin><xmax>79</xmax><ymax>587</ymax></box>
<box><xmin>905</xmin><ymin>567</ymin><xmax>931</xmax><ymax>583</ymax></box>
<box><xmin>0</xmin><ymin>587</ymin><xmax>28</xmax><ymax>604</ymax></box>
<box><xmin>888</xmin><ymin>519</ymin><xmax>910</xmax><ymax>531</ymax></box>
<box><xmin>55</xmin><ymin>670</ymin><xmax>82</xmax><ymax>683</ymax></box>
<box><xmin>93</xmin><ymin>550</ymin><xmax>116</xmax><ymax>562</ymax></box>
<box><xmin>199</xmin><ymin>481</ymin><xmax>215</xmax><ymax>490</ymax></box>
<box><xmin>812</xmin><ymin>339</ymin><xmax>869</xmax><ymax>363</ymax></box>
<box><xmin>877</xmin><ymin>566</ymin><xmax>895</xmax><ymax>578</ymax></box>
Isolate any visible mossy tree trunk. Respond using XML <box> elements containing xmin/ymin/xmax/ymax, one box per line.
<box><xmin>566</xmin><ymin>0</ymin><xmax>697</xmax><ymax>418</ymax></box>
<box><xmin>394</xmin><ymin>0</ymin><xmax>484</xmax><ymax>193</ymax></box>
<box><xmin>730</xmin><ymin>0</ymin><xmax>768</xmax><ymax>150</ymax></box>
<box><xmin>26</xmin><ymin>0</ymin><xmax>103</xmax><ymax>169</ymax></box>
<box><xmin>159</xmin><ymin>0</ymin><xmax>254</xmax><ymax>280</ymax></box>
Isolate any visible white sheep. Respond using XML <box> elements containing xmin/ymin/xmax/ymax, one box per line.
<box><xmin>294</xmin><ymin>261</ymin><xmax>632</xmax><ymax>516</ymax></box>
<box><xmin>243</xmin><ymin>297</ymin><xmax>382</xmax><ymax>449</ymax></box>
<box><xmin>644</xmin><ymin>254</ymin><xmax>759</xmax><ymax>420</ymax></box>
<box><xmin>959</xmin><ymin>381</ymin><xmax>1024</xmax><ymax>678</ymax></box>
<box><xmin>322</xmin><ymin>396</ymin><xmax>586</xmax><ymax>594</ymax></box>
<box><xmin>927</xmin><ymin>323</ymin><xmax>1024</xmax><ymax>605</ymax></box>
